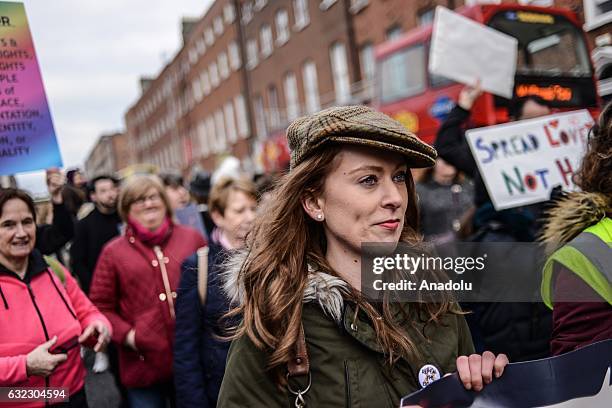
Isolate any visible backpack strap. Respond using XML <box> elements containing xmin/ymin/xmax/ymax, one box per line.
<box><xmin>43</xmin><ymin>255</ymin><xmax>66</xmax><ymax>286</ymax></box>
<box><xmin>196</xmin><ymin>247</ymin><xmax>209</xmax><ymax>306</ymax></box>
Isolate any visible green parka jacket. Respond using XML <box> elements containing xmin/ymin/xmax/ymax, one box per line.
<box><xmin>218</xmin><ymin>270</ymin><xmax>475</xmax><ymax>407</ymax></box>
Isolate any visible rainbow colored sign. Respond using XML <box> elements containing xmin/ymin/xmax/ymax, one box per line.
<box><xmin>0</xmin><ymin>2</ymin><xmax>62</xmax><ymax>175</ymax></box>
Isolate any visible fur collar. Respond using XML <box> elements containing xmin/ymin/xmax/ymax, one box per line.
<box><xmin>539</xmin><ymin>191</ymin><xmax>611</xmax><ymax>251</ymax></box>
<box><xmin>222</xmin><ymin>250</ymin><xmax>350</xmax><ymax>324</ymax></box>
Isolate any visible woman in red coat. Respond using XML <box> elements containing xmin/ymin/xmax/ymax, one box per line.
<box><xmin>89</xmin><ymin>175</ymin><xmax>206</xmax><ymax>408</ymax></box>
<box><xmin>0</xmin><ymin>188</ymin><xmax>111</xmax><ymax>408</ymax></box>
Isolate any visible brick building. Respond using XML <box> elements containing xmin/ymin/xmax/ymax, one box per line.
<box><xmin>122</xmin><ymin>0</ymin><xmax>608</xmax><ymax>175</ymax></box>
<box><xmin>125</xmin><ymin>0</ymin><xmax>252</xmax><ymax>174</ymax></box>
<box><xmin>84</xmin><ymin>132</ymin><xmax>130</xmax><ymax>178</ymax></box>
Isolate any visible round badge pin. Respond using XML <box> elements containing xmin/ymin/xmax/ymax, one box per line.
<box><xmin>418</xmin><ymin>364</ymin><xmax>441</xmax><ymax>388</ymax></box>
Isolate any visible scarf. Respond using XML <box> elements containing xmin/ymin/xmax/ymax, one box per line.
<box><xmin>127</xmin><ymin>216</ymin><xmax>173</xmax><ymax>247</ymax></box>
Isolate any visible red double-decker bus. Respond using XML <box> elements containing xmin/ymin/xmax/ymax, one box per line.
<box><xmin>374</xmin><ymin>4</ymin><xmax>601</xmax><ymax>145</ymax></box>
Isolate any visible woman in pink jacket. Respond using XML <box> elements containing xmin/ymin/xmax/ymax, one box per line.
<box><xmin>0</xmin><ymin>188</ymin><xmax>112</xmax><ymax>407</ymax></box>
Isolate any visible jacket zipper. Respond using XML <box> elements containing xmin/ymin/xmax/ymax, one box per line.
<box><xmin>153</xmin><ymin>246</ymin><xmax>176</xmax><ymax>319</ymax></box>
<box><xmin>344</xmin><ymin>361</ymin><xmax>351</xmax><ymax>408</ymax></box>
<box><xmin>27</xmin><ymin>282</ymin><xmax>51</xmax><ymax>407</ymax></box>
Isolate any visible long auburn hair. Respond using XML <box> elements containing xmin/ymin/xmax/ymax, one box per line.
<box><xmin>226</xmin><ymin>145</ymin><xmax>457</xmax><ymax>386</ymax></box>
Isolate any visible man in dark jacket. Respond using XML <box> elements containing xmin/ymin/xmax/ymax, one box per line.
<box><xmin>36</xmin><ymin>170</ymin><xmax>74</xmax><ymax>256</ymax></box>
<box><xmin>434</xmin><ymin>83</ymin><xmax>553</xmax><ymax>362</ymax></box>
<box><xmin>70</xmin><ymin>175</ymin><xmax>121</xmax><ymax>295</ymax></box>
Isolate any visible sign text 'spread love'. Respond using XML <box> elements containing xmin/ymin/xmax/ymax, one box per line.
<box><xmin>466</xmin><ymin>110</ymin><xmax>594</xmax><ymax>210</ymax></box>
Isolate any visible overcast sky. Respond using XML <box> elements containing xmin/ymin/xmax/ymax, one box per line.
<box><xmin>15</xmin><ymin>0</ymin><xmax>212</xmax><ymax>196</ymax></box>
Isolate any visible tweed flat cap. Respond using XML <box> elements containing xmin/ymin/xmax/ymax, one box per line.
<box><xmin>287</xmin><ymin>105</ymin><xmax>437</xmax><ymax>169</ymax></box>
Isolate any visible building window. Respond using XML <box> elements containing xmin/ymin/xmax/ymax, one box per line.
<box><xmin>200</xmin><ymin>70</ymin><xmax>211</xmax><ymax>95</ymax></box>
<box><xmin>228</xmin><ymin>41</ymin><xmax>242</xmax><ymax>71</ymax></box>
<box><xmin>379</xmin><ymin>45</ymin><xmax>426</xmax><ymax>103</ymax></box>
<box><xmin>214</xmin><ymin>109</ymin><xmax>227</xmax><ymax>151</ymax></box>
<box><xmin>218</xmin><ymin>51</ymin><xmax>230</xmax><ymax>80</ymax></box>
<box><xmin>386</xmin><ymin>25</ymin><xmax>402</xmax><ymax>40</ymax></box>
<box><xmin>267</xmin><ymin>85</ymin><xmax>281</xmax><ymax>128</ymax></box>
<box><xmin>254</xmin><ymin>95</ymin><xmax>267</xmax><ymax>140</ymax></box>
<box><xmin>242</xmin><ymin>2</ymin><xmax>253</xmax><ymax>25</ymax></box>
<box><xmin>260</xmin><ymin>24</ymin><xmax>274</xmax><ymax>58</ymax></box>
<box><xmin>320</xmin><ymin>0</ymin><xmax>337</xmax><ymax>11</ymax></box>
<box><xmin>198</xmin><ymin>120</ymin><xmax>209</xmax><ymax>156</ymax></box>
<box><xmin>188</xmin><ymin>48</ymin><xmax>198</xmax><ymax>65</ymax></box>
<box><xmin>192</xmin><ymin>77</ymin><xmax>203</xmax><ymax>103</ymax></box>
<box><xmin>224</xmin><ymin>101</ymin><xmax>238</xmax><ymax>143</ymax></box>
<box><xmin>275</xmin><ymin>9</ymin><xmax>290</xmax><ymax>46</ymax></box>
<box><xmin>224</xmin><ymin>4</ymin><xmax>236</xmax><ymax>24</ymax></box>
<box><xmin>214</xmin><ymin>16</ymin><xmax>224</xmax><ymax>36</ymax></box>
<box><xmin>196</xmin><ymin>37</ymin><xmax>206</xmax><ymax>56</ymax></box>
<box><xmin>254</xmin><ymin>0</ymin><xmax>268</xmax><ymax>12</ymax></box>
<box><xmin>209</xmin><ymin>62</ymin><xmax>220</xmax><ymax>88</ymax></box>
<box><xmin>205</xmin><ymin>27</ymin><xmax>215</xmax><ymax>46</ymax></box>
<box><xmin>205</xmin><ymin>117</ymin><xmax>216</xmax><ymax>153</ymax></box>
<box><xmin>584</xmin><ymin>0</ymin><xmax>612</xmax><ymax>31</ymax></box>
<box><xmin>418</xmin><ymin>8</ymin><xmax>434</xmax><ymax>26</ymax></box>
<box><xmin>330</xmin><ymin>42</ymin><xmax>351</xmax><ymax>104</ymax></box>
<box><xmin>246</xmin><ymin>38</ymin><xmax>259</xmax><ymax>69</ymax></box>
<box><xmin>284</xmin><ymin>72</ymin><xmax>300</xmax><ymax>121</ymax></box>
<box><xmin>359</xmin><ymin>43</ymin><xmax>375</xmax><ymax>81</ymax></box>
<box><xmin>294</xmin><ymin>0</ymin><xmax>310</xmax><ymax>30</ymax></box>
<box><xmin>302</xmin><ymin>61</ymin><xmax>320</xmax><ymax>113</ymax></box>
<box><xmin>234</xmin><ymin>94</ymin><xmax>250</xmax><ymax>138</ymax></box>
<box><xmin>350</xmin><ymin>0</ymin><xmax>368</xmax><ymax>14</ymax></box>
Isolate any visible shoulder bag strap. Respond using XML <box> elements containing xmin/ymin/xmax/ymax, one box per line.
<box><xmin>197</xmin><ymin>246</ymin><xmax>209</xmax><ymax>306</ymax></box>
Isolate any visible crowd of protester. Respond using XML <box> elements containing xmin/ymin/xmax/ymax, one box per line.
<box><xmin>0</xmin><ymin>95</ymin><xmax>609</xmax><ymax>408</ymax></box>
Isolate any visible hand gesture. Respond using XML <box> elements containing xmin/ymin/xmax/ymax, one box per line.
<box><xmin>79</xmin><ymin>321</ymin><xmax>111</xmax><ymax>352</ymax></box>
<box><xmin>46</xmin><ymin>170</ymin><xmax>66</xmax><ymax>204</ymax></box>
<box><xmin>26</xmin><ymin>337</ymin><xmax>68</xmax><ymax>377</ymax></box>
<box><xmin>458</xmin><ymin>80</ymin><xmax>483</xmax><ymax>111</ymax></box>
<box><xmin>456</xmin><ymin>351</ymin><xmax>509</xmax><ymax>391</ymax></box>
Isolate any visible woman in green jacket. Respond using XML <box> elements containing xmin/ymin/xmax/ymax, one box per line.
<box><xmin>218</xmin><ymin>106</ymin><xmax>508</xmax><ymax>407</ymax></box>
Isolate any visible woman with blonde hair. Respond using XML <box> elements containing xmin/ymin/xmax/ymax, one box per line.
<box><xmin>218</xmin><ymin>106</ymin><xmax>507</xmax><ymax>407</ymax></box>
<box><xmin>90</xmin><ymin>175</ymin><xmax>205</xmax><ymax>408</ymax></box>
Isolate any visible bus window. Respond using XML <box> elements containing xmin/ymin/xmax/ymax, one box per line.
<box><xmin>488</xmin><ymin>12</ymin><xmax>591</xmax><ymax>78</ymax></box>
<box><xmin>380</xmin><ymin>44</ymin><xmax>426</xmax><ymax>103</ymax></box>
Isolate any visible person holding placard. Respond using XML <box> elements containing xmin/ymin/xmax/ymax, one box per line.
<box><xmin>434</xmin><ymin>83</ymin><xmax>553</xmax><ymax>362</ymax></box>
<box><xmin>539</xmin><ymin>101</ymin><xmax>612</xmax><ymax>355</ymax></box>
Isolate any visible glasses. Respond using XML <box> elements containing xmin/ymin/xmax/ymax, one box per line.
<box><xmin>133</xmin><ymin>193</ymin><xmax>162</xmax><ymax>206</ymax></box>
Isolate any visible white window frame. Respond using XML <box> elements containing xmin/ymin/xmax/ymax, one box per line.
<box><xmin>246</xmin><ymin>38</ymin><xmax>259</xmax><ymax>69</ymax></box>
<box><xmin>200</xmin><ymin>70</ymin><xmax>211</xmax><ymax>96</ymax></box>
<box><xmin>275</xmin><ymin>9</ymin><xmax>290</xmax><ymax>46</ymax></box>
<box><xmin>319</xmin><ymin>0</ymin><xmax>337</xmax><ymax>11</ymax></box>
<box><xmin>349</xmin><ymin>0</ymin><xmax>368</xmax><ymax>14</ymax></box>
<box><xmin>209</xmin><ymin>62</ymin><xmax>220</xmax><ymax>88</ymax></box>
<box><xmin>224</xmin><ymin>3</ymin><xmax>236</xmax><ymax>24</ymax></box>
<box><xmin>330</xmin><ymin>42</ymin><xmax>351</xmax><ymax>104</ymax></box>
<box><xmin>584</xmin><ymin>0</ymin><xmax>612</xmax><ymax>31</ymax></box>
<box><xmin>234</xmin><ymin>94</ymin><xmax>250</xmax><ymax>139</ymax></box>
<box><xmin>196</xmin><ymin>37</ymin><xmax>206</xmax><ymax>56</ymax></box>
<box><xmin>254</xmin><ymin>95</ymin><xmax>267</xmax><ymax>140</ymax></box>
<box><xmin>218</xmin><ymin>51</ymin><xmax>230</xmax><ymax>80</ymax></box>
<box><xmin>260</xmin><ymin>24</ymin><xmax>274</xmax><ymax>58</ymax></box>
<box><xmin>205</xmin><ymin>117</ymin><xmax>216</xmax><ymax>154</ymax></box>
<box><xmin>302</xmin><ymin>61</ymin><xmax>320</xmax><ymax>113</ymax></box>
<box><xmin>242</xmin><ymin>2</ymin><xmax>254</xmax><ymax>25</ymax></box>
<box><xmin>214</xmin><ymin>16</ymin><xmax>224</xmax><ymax>36</ymax></box>
<box><xmin>214</xmin><ymin>109</ymin><xmax>227</xmax><ymax>151</ymax></box>
<box><xmin>205</xmin><ymin>27</ymin><xmax>215</xmax><ymax>46</ymax></box>
<box><xmin>228</xmin><ymin>41</ymin><xmax>242</xmax><ymax>71</ymax></box>
<box><xmin>267</xmin><ymin>85</ymin><xmax>281</xmax><ymax>128</ymax></box>
<box><xmin>224</xmin><ymin>101</ymin><xmax>238</xmax><ymax>144</ymax></box>
<box><xmin>254</xmin><ymin>0</ymin><xmax>268</xmax><ymax>12</ymax></box>
<box><xmin>198</xmin><ymin>120</ymin><xmax>209</xmax><ymax>156</ymax></box>
<box><xmin>359</xmin><ymin>43</ymin><xmax>375</xmax><ymax>81</ymax></box>
<box><xmin>284</xmin><ymin>72</ymin><xmax>300</xmax><ymax>121</ymax></box>
<box><xmin>293</xmin><ymin>0</ymin><xmax>310</xmax><ymax>30</ymax></box>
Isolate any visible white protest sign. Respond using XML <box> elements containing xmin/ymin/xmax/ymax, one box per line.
<box><xmin>429</xmin><ymin>6</ymin><xmax>517</xmax><ymax>98</ymax></box>
<box><xmin>466</xmin><ymin>110</ymin><xmax>594</xmax><ymax>211</ymax></box>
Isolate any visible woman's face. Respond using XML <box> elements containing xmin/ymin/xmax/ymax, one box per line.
<box><xmin>0</xmin><ymin>199</ymin><xmax>36</xmax><ymax>265</ymax></box>
<box><xmin>213</xmin><ymin>190</ymin><xmax>257</xmax><ymax>248</ymax></box>
<box><xmin>310</xmin><ymin>145</ymin><xmax>409</xmax><ymax>255</ymax></box>
<box><xmin>165</xmin><ymin>185</ymin><xmax>190</xmax><ymax>210</ymax></box>
<box><xmin>128</xmin><ymin>187</ymin><xmax>168</xmax><ymax>231</ymax></box>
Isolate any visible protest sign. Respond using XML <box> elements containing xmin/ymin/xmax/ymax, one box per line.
<box><xmin>429</xmin><ymin>6</ymin><xmax>517</xmax><ymax>98</ymax></box>
<box><xmin>465</xmin><ymin>110</ymin><xmax>594</xmax><ymax>211</ymax></box>
<box><xmin>401</xmin><ymin>339</ymin><xmax>612</xmax><ymax>408</ymax></box>
<box><xmin>0</xmin><ymin>2</ymin><xmax>62</xmax><ymax>175</ymax></box>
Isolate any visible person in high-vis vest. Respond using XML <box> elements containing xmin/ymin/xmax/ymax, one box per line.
<box><xmin>540</xmin><ymin>102</ymin><xmax>612</xmax><ymax>356</ymax></box>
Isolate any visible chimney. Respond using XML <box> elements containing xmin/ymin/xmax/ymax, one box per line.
<box><xmin>181</xmin><ymin>17</ymin><xmax>199</xmax><ymax>44</ymax></box>
<box><xmin>140</xmin><ymin>76</ymin><xmax>155</xmax><ymax>94</ymax></box>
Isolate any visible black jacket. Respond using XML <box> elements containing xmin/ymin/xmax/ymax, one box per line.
<box><xmin>36</xmin><ymin>202</ymin><xmax>74</xmax><ymax>255</ymax></box>
<box><xmin>69</xmin><ymin>207</ymin><xmax>121</xmax><ymax>294</ymax></box>
<box><xmin>174</xmin><ymin>238</ymin><xmax>232</xmax><ymax>408</ymax></box>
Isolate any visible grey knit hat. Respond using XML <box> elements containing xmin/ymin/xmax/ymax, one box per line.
<box><xmin>287</xmin><ymin>105</ymin><xmax>437</xmax><ymax>170</ymax></box>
